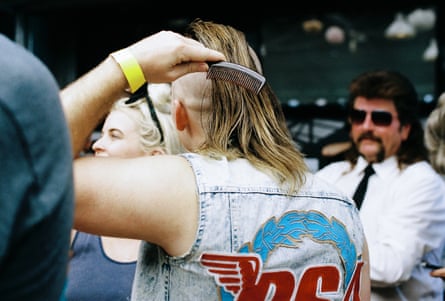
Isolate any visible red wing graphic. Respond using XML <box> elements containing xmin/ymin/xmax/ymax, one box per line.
<box><xmin>200</xmin><ymin>253</ymin><xmax>262</xmax><ymax>295</ymax></box>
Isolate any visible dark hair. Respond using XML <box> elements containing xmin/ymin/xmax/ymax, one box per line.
<box><xmin>345</xmin><ymin>70</ymin><xmax>428</xmax><ymax>167</ymax></box>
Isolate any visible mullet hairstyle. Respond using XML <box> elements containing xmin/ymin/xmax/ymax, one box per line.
<box><xmin>185</xmin><ymin>19</ymin><xmax>308</xmax><ymax>193</ymax></box>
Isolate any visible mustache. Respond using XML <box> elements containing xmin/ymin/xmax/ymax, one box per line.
<box><xmin>356</xmin><ymin>132</ymin><xmax>385</xmax><ymax>162</ymax></box>
<box><xmin>357</xmin><ymin>132</ymin><xmax>382</xmax><ymax>144</ymax></box>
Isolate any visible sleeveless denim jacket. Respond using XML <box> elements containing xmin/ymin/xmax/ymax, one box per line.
<box><xmin>131</xmin><ymin>153</ymin><xmax>366</xmax><ymax>301</ymax></box>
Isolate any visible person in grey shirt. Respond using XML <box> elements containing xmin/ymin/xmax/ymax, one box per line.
<box><xmin>0</xmin><ymin>33</ymin><xmax>74</xmax><ymax>300</ymax></box>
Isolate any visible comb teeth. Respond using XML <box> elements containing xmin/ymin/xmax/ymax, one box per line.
<box><xmin>207</xmin><ymin>62</ymin><xmax>266</xmax><ymax>95</ymax></box>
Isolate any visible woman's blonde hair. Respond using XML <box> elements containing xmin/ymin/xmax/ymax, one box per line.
<box><xmin>425</xmin><ymin>93</ymin><xmax>445</xmax><ymax>174</ymax></box>
<box><xmin>185</xmin><ymin>19</ymin><xmax>308</xmax><ymax>192</ymax></box>
<box><xmin>113</xmin><ymin>83</ymin><xmax>184</xmax><ymax>155</ymax></box>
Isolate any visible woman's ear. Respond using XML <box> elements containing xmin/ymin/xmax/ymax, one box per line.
<box><xmin>174</xmin><ymin>99</ymin><xmax>188</xmax><ymax>131</ymax></box>
<box><xmin>148</xmin><ymin>148</ymin><xmax>165</xmax><ymax>156</ymax></box>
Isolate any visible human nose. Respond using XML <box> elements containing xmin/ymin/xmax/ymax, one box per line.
<box><xmin>361</xmin><ymin>113</ymin><xmax>375</xmax><ymax>129</ymax></box>
<box><xmin>92</xmin><ymin>137</ymin><xmax>105</xmax><ymax>154</ymax></box>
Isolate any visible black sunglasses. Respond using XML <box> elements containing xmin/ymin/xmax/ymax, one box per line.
<box><xmin>349</xmin><ymin>109</ymin><xmax>394</xmax><ymax>126</ymax></box>
<box><xmin>125</xmin><ymin>83</ymin><xmax>164</xmax><ymax>143</ymax></box>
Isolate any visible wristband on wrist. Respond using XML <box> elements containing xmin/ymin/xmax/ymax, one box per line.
<box><xmin>110</xmin><ymin>48</ymin><xmax>146</xmax><ymax>93</ymax></box>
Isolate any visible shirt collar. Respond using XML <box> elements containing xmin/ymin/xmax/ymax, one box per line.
<box><xmin>357</xmin><ymin>156</ymin><xmax>398</xmax><ymax>178</ymax></box>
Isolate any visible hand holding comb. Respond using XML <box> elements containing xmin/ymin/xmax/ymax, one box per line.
<box><xmin>207</xmin><ymin>62</ymin><xmax>266</xmax><ymax>95</ymax></box>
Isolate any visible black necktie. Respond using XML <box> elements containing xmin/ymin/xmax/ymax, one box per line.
<box><xmin>352</xmin><ymin>164</ymin><xmax>375</xmax><ymax>210</ymax></box>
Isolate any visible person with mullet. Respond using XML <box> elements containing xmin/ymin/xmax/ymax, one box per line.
<box><xmin>62</xmin><ymin>19</ymin><xmax>370</xmax><ymax>300</ymax></box>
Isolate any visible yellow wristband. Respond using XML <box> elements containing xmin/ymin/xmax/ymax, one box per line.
<box><xmin>110</xmin><ymin>48</ymin><xmax>145</xmax><ymax>93</ymax></box>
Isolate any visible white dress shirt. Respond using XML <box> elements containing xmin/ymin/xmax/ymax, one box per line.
<box><xmin>316</xmin><ymin>156</ymin><xmax>445</xmax><ymax>301</ymax></box>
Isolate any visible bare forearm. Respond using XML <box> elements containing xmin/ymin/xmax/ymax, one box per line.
<box><xmin>60</xmin><ymin>31</ymin><xmax>225</xmax><ymax>157</ymax></box>
<box><xmin>60</xmin><ymin>56</ymin><xmax>128</xmax><ymax>157</ymax></box>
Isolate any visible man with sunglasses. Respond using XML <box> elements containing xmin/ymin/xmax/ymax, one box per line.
<box><xmin>316</xmin><ymin>70</ymin><xmax>445</xmax><ymax>300</ymax></box>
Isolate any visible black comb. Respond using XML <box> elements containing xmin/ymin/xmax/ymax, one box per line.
<box><xmin>207</xmin><ymin>62</ymin><xmax>266</xmax><ymax>95</ymax></box>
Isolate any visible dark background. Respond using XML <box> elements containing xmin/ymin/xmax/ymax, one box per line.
<box><xmin>0</xmin><ymin>2</ymin><xmax>442</xmax><ymax>108</ymax></box>
<box><xmin>0</xmin><ymin>1</ymin><xmax>443</xmax><ymax>165</ymax></box>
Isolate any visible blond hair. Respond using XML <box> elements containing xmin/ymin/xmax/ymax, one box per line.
<box><xmin>185</xmin><ymin>19</ymin><xmax>307</xmax><ymax>192</ymax></box>
<box><xmin>113</xmin><ymin>83</ymin><xmax>184</xmax><ymax>155</ymax></box>
<box><xmin>425</xmin><ymin>93</ymin><xmax>445</xmax><ymax>174</ymax></box>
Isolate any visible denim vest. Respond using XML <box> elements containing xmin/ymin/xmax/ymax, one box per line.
<box><xmin>131</xmin><ymin>153</ymin><xmax>366</xmax><ymax>301</ymax></box>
